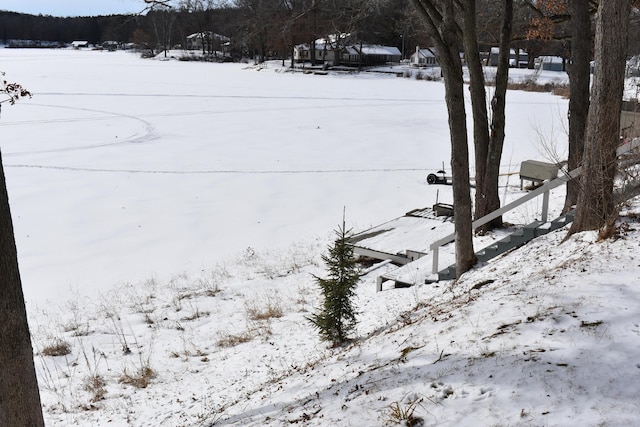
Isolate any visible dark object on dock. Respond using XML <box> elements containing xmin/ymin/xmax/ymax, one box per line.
<box><xmin>432</xmin><ymin>203</ymin><xmax>454</xmax><ymax>217</ymax></box>
<box><xmin>426</xmin><ymin>170</ymin><xmax>450</xmax><ymax>185</ymax></box>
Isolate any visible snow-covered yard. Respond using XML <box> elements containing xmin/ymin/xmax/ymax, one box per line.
<box><xmin>2</xmin><ymin>48</ymin><xmax>638</xmax><ymax>426</ymax></box>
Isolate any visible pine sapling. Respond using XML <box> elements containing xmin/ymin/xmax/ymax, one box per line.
<box><xmin>308</xmin><ymin>218</ymin><xmax>360</xmax><ymax>347</ymax></box>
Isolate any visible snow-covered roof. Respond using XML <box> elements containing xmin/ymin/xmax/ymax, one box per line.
<box><xmin>342</xmin><ymin>46</ymin><xmax>359</xmax><ymax>55</ymax></box>
<box><xmin>413</xmin><ymin>47</ymin><xmax>436</xmax><ymax>58</ymax></box>
<box><xmin>360</xmin><ymin>45</ymin><xmax>401</xmax><ymax>56</ymax></box>
<box><xmin>295</xmin><ymin>42</ymin><xmax>400</xmax><ymax>57</ymax></box>
<box><xmin>187</xmin><ymin>31</ymin><xmax>229</xmax><ymax>41</ymax></box>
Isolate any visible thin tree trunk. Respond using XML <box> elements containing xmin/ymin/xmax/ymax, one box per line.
<box><xmin>445</xmin><ymin>60</ymin><xmax>477</xmax><ymax>276</ymax></box>
<box><xmin>462</xmin><ymin>0</ymin><xmax>490</xmax><ymax>225</ymax></box>
<box><xmin>481</xmin><ymin>0</ymin><xmax>513</xmax><ymax>232</ymax></box>
<box><xmin>567</xmin><ymin>0</ymin><xmax>629</xmax><ymax>236</ymax></box>
<box><xmin>466</xmin><ymin>0</ymin><xmax>511</xmax><ymax>234</ymax></box>
<box><xmin>563</xmin><ymin>0</ymin><xmax>591</xmax><ymax>213</ymax></box>
<box><xmin>410</xmin><ymin>0</ymin><xmax>476</xmax><ymax>277</ymax></box>
<box><xmin>0</xmin><ymin>152</ymin><xmax>45</xmax><ymax>427</ymax></box>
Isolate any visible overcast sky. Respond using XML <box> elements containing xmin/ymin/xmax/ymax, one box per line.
<box><xmin>1</xmin><ymin>0</ymin><xmax>147</xmax><ymax>17</ymax></box>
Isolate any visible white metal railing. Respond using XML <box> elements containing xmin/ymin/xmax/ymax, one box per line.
<box><xmin>430</xmin><ymin>138</ymin><xmax>640</xmax><ymax>275</ymax></box>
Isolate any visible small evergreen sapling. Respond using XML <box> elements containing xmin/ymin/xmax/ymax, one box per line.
<box><xmin>308</xmin><ymin>219</ymin><xmax>360</xmax><ymax>347</ymax></box>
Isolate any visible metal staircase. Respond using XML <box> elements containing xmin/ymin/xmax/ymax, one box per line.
<box><xmin>435</xmin><ymin>211</ymin><xmax>575</xmax><ymax>281</ymax></box>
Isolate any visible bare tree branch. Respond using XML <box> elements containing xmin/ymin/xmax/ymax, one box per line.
<box><xmin>0</xmin><ymin>72</ymin><xmax>31</xmax><ymax>106</ymax></box>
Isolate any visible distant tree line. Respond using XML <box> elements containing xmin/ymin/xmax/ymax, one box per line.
<box><xmin>7</xmin><ymin>0</ymin><xmax>640</xmax><ymax>62</ymax></box>
<box><xmin>0</xmin><ymin>2</ymin><xmax>431</xmax><ymax>61</ymax></box>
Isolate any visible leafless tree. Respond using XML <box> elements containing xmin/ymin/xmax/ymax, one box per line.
<box><xmin>562</xmin><ymin>0</ymin><xmax>592</xmax><ymax>213</ymax></box>
<box><xmin>179</xmin><ymin>0</ymin><xmax>219</xmax><ymax>54</ymax></box>
<box><xmin>465</xmin><ymin>0</ymin><xmax>513</xmax><ymax>233</ymax></box>
<box><xmin>409</xmin><ymin>0</ymin><xmax>477</xmax><ymax>278</ymax></box>
<box><xmin>148</xmin><ymin>3</ymin><xmax>177</xmax><ymax>56</ymax></box>
<box><xmin>567</xmin><ymin>0</ymin><xmax>631</xmax><ymax>237</ymax></box>
<box><xmin>0</xmin><ymin>75</ymin><xmax>44</xmax><ymax>427</ymax></box>
<box><xmin>235</xmin><ymin>0</ymin><xmax>281</xmax><ymax>62</ymax></box>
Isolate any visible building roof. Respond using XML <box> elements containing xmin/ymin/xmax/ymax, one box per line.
<box><xmin>413</xmin><ymin>47</ymin><xmax>436</xmax><ymax>58</ymax></box>
<box><xmin>359</xmin><ymin>45</ymin><xmax>401</xmax><ymax>56</ymax></box>
<box><xmin>186</xmin><ymin>31</ymin><xmax>229</xmax><ymax>42</ymax></box>
<box><xmin>295</xmin><ymin>42</ymin><xmax>401</xmax><ymax>58</ymax></box>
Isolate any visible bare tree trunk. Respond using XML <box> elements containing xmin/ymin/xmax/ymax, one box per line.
<box><xmin>563</xmin><ymin>0</ymin><xmax>591</xmax><ymax>214</ymax></box>
<box><xmin>445</xmin><ymin>59</ymin><xmax>477</xmax><ymax>277</ymax></box>
<box><xmin>462</xmin><ymin>0</ymin><xmax>490</xmax><ymax>224</ymax></box>
<box><xmin>465</xmin><ymin>0</ymin><xmax>512</xmax><ymax>234</ymax></box>
<box><xmin>410</xmin><ymin>0</ymin><xmax>476</xmax><ymax>277</ymax></box>
<box><xmin>481</xmin><ymin>0</ymin><xmax>513</xmax><ymax>231</ymax></box>
<box><xmin>567</xmin><ymin>0</ymin><xmax>629</xmax><ymax>236</ymax></box>
<box><xmin>0</xmin><ymin>152</ymin><xmax>45</xmax><ymax>427</ymax></box>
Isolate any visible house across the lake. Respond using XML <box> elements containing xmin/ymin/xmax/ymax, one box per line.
<box><xmin>293</xmin><ymin>40</ymin><xmax>401</xmax><ymax>66</ymax></box>
<box><xmin>410</xmin><ymin>46</ymin><xmax>438</xmax><ymax>67</ymax></box>
<box><xmin>71</xmin><ymin>40</ymin><xmax>89</xmax><ymax>49</ymax></box>
<box><xmin>293</xmin><ymin>39</ymin><xmax>338</xmax><ymax>64</ymax></box>
<box><xmin>534</xmin><ymin>55</ymin><xmax>565</xmax><ymax>72</ymax></box>
<box><xmin>486</xmin><ymin>47</ymin><xmax>529</xmax><ymax>68</ymax></box>
<box><xmin>186</xmin><ymin>31</ymin><xmax>230</xmax><ymax>53</ymax></box>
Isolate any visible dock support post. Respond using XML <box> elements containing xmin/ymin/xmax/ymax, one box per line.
<box><xmin>431</xmin><ymin>247</ymin><xmax>439</xmax><ymax>274</ymax></box>
<box><xmin>541</xmin><ymin>188</ymin><xmax>550</xmax><ymax>223</ymax></box>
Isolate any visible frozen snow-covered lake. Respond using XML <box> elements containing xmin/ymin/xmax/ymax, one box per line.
<box><xmin>0</xmin><ymin>49</ymin><xmax>568</xmax><ymax>303</ymax></box>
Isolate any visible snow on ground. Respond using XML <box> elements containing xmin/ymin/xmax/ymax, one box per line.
<box><xmin>3</xmin><ymin>49</ymin><xmax>638</xmax><ymax>426</ymax></box>
<box><xmin>1</xmin><ymin>49</ymin><xmax>569</xmax><ymax>304</ymax></box>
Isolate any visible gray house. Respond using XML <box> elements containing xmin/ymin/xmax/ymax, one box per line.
<box><xmin>486</xmin><ymin>47</ymin><xmax>529</xmax><ymax>68</ymax></box>
<box><xmin>356</xmin><ymin>45</ymin><xmax>401</xmax><ymax>64</ymax></box>
<box><xmin>534</xmin><ymin>56</ymin><xmax>565</xmax><ymax>72</ymax></box>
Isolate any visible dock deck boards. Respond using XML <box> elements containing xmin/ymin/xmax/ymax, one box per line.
<box><xmin>348</xmin><ymin>207</ymin><xmax>454</xmax><ymax>265</ymax></box>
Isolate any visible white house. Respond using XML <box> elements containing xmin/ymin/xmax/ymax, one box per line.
<box><xmin>293</xmin><ymin>40</ymin><xmax>338</xmax><ymax>64</ymax></box>
<box><xmin>410</xmin><ymin>46</ymin><xmax>438</xmax><ymax>67</ymax></box>
<box><xmin>71</xmin><ymin>41</ymin><xmax>89</xmax><ymax>49</ymax></box>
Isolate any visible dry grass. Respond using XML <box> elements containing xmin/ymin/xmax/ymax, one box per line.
<box><xmin>41</xmin><ymin>338</ymin><xmax>72</xmax><ymax>357</ymax></box>
<box><xmin>245</xmin><ymin>292</ymin><xmax>283</xmax><ymax>321</ymax></box>
<box><xmin>552</xmin><ymin>85</ymin><xmax>571</xmax><ymax>98</ymax></box>
<box><xmin>385</xmin><ymin>398</ymin><xmax>425</xmax><ymax>426</ymax></box>
<box><xmin>246</xmin><ymin>301</ymin><xmax>283</xmax><ymax>321</ymax></box>
<box><xmin>119</xmin><ymin>366</ymin><xmax>156</xmax><ymax>389</ymax></box>
<box><xmin>84</xmin><ymin>374</ymin><xmax>107</xmax><ymax>402</ymax></box>
<box><xmin>505</xmin><ymin>79</ymin><xmax>570</xmax><ymax>98</ymax></box>
<box><xmin>216</xmin><ymin>331</ymin><xmax>254</xmax><ymax>348</ymax></box>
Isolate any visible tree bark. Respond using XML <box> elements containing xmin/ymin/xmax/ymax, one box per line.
<box><xmin>481</xmin><ymin>0</ymin><xmax>513</xmax><ymax>232</ymax></box>
<box><xmin>465</xmin><ymin>0</ymin><xmax>512</xmax><ymax>234</ymax></box>
<box><xmin>462</xmin><ymin>0</ymin><xmax>491</xmax><ymax>225</ymax></box>
<box><xmin>0</xmin><ymin>152</ymin><xmax>45</xmax><ymax>427</ymax></box>
<box><xmin>410</xmin><ymin>0</ymin><xmax>477</xmax><ymax>277</ymax></box>
<box><xmin>567</xmin><ymin>0</ymin><xmax>629</xmax><ymax>236</ymax></box>
<box><xmin>563</xmin><ymin>0</ymin><xmax>592</xmax><ymax>214</ymax></box>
